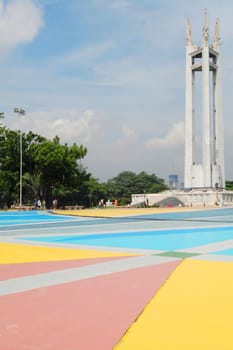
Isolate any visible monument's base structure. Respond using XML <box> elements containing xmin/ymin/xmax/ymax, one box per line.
<box><xmin>131</xmin><ymin>189</ymin><xmax>233</xmax><ymax>208</ymax></box>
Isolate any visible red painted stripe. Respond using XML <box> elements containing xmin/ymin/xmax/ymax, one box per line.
<box><xmin>0</xmin><ymin>260</ymin><xmax>180</xmax><ymax>350</ymax></box>
<box><xmin>0</xmin><ymin>256</ymin><xmax>126</xmax><ymax>280</ymax></box>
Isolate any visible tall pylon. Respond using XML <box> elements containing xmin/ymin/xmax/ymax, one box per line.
<box><xmin>184</xmin><ymin>10</ymin><xmax>225</xmax><ymax>189</ymax></box>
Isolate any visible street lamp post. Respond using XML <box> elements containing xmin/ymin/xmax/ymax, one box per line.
<box><xmin>14</xmin><ymin>108</ymin><xmax>26</xmax><ymax>207</ymax></box>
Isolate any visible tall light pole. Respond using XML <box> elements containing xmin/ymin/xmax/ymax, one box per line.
<box><xmin>14</xmin><ymin>108</ymin><xmax>26</xmax><ymax>207</ymax></box>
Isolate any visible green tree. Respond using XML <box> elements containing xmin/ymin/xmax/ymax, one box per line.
<box><xmin>31</xmin><ymin>137</ymin><xmax>88</xmax><ymax>207</ymax></box>
<box><xmin>105</xmin><ymin>171</ymin><xmax>167</xmax><ymax>205</ymax></box>
<box><xmin>106</xmin><ymin>171</ymin><xmax>137</xmax><ymax>205</ymax></box>
<box><xmin>0</xmin><ymin>126</ymin><xmax>21</xmax><ymax>206</ymax></box>
<box><xmin>85</xmin><ymin>177</ymin><xmax>107</xmax><ymax>207</ymax></box>
<box><xmin>225</xmin><ymin>180</ymin><xmax>233</xmax><ymax>190</ymax></box>
<box><xmin>135</xmin><ymin>171</ymin><xmax>167</xmax><ymax>193</ymax></box>
<box><xmin>0</xmin><ymin>125</ymin><xmax>168</xmax><ymax>209</ymax></box>
<box><xmin>0</xmin><ymin>126</ymin><xmax>90</xmax><ymax>208</ymax></box>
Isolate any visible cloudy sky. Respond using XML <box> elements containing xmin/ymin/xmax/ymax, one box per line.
<box><xmin>1</xmin><ymin>0</ymin><xmax>233</xmax><ymax>183</ymax></box>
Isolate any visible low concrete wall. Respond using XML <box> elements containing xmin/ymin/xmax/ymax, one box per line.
<box><xmin>131</xmin><ymin>190</ymin><xmax>233</xmax><ymax>207</ymax></box>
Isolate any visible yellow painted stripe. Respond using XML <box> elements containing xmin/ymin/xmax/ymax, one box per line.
<box><xmin>54</xmin><ymin>207</ymin><xmax>201</xmax><ymax>218</ymax></box>
<box><xmin>114</xmin><ymin>259</ymin><xmax>233</xmax><ymax>350</ymax></box>
<box><xmin>0</xmin><ymin>242</ymin><xmax>135</xmax><ymax>264</ymax></box>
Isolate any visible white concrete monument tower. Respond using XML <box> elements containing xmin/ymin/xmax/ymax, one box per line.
<box><xmin>131</xmin><ymin>11</ymin><xmax>233</xmax><ymax>208</ymax></box>
<box><xmin>184</xmin><ymin>10</ymin><xmax>225</xmax><ymax>189</ymax></box>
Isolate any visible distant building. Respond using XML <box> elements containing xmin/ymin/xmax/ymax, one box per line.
<box><xmin>169</xmin><ymin>174</ymin><xmax>179</xmax><ymax>190</ymax></box>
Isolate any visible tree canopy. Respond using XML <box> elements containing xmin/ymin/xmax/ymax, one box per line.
<box><xmin>105</xmin><ymin>171</ymin><xmax>168</xmax><ymax>205</ymax></box>
<box><xmin>0</xmin><ymin>125</ymin><xmax>89</xmax><ymax>208</ymax></box>
<box><xmin>225</xmin><ymin>180</ymin><xmax>233</xmax><ymax>191</ymax></box>
<box><xmin>0</xmin><ymin>125</ymin><xmax>169</xmax><ymax>209</ymax></box>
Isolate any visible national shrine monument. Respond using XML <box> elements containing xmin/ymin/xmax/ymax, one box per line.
<box><xmin>184</xmin><ymin>9</ymin><xmax>224</xmax><ymax>190</ymax></box>
<box><xmin>131</xmin><ymin>11</ymin><xmax>233</xmax><ymax>207</ymax></box>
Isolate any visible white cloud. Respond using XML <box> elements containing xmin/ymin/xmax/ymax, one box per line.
<box><xmin>60</xmin><ymin>41</ymin><xmax>116</xmax><ymax>66</ymax></box>
<box><xmin>106</xmin><ymin>0</ymin><xmax>130</xmax><ymax>11</ymax></box>
<box><xmin>0</xmin><ymin>0</ymin><xmax>43</xmax><ymax>53</ymax></box>
<box><xmin>146</xmin><ymin>121</ymin><xmax>184</xmax><ymax>149</ymax></box>
<box><xmin>121</xmin><ymin>125</ymin><xmax>136</xmax><ymax>138</ymax></box>
<box><xmin>10</xmin><ymin>109</ymin><xmax>100</xmax><ymax>145</ymax></box>
<box><xmin>115</xmin><ymin>124</ymin><xmax>137</xmax><ymax>148</ymax></box>
<box><xmin>93</xmin><ymin>0</ymin><xmax>130</xmax><ymax>11</ymax></box>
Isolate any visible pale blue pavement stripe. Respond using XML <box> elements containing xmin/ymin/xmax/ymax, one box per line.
<box><xmin>190</xmin><ymin>254</ymin><xmax>233</xmax><ymax>262</ymax></box>
<box><xmin>178</xmin><ymin>239</ymin><xmax>233</xmax><ymax>254</ymax></box>
<box><xmin>0</xmin><ymin>238</ymin><xmax>164</xmax><ymax>255</ymax></box>
<box><xmin>0</xmin><ymin>255</ymin><xmax>178</xmax><ymax>297</ymax></box>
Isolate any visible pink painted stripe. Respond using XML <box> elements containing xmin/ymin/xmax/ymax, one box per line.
<box><xmin>0</xmin><ymin>260</ymin><xmax>180</xmax><ymax>350</ymax></box>
<box><xmin>0</xmin><ymin>256</ymin><xmax>126</xmax><ymax>280</ymax></box>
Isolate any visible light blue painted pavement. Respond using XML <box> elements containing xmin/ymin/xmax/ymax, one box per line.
<box><xmin>3</xmin><ymin>208</ymin><xmax>233</xmax><ymax>252</ymax></box>
<box><xmin>21</xmin><ymin>225</ymin><xmax>233</xmax><ymax>251</ymax></box>
<box><xmin>211</xmin><ymin>247</ymin><xmax>233</xmax><ymax>256</ymax></box>
<box><xmin>0</xmin><ymin>210</ymin><xmax>90</xmax><ymax>227</ymax></box>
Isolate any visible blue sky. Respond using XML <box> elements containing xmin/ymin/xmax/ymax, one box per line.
<box><xmin>1</xmin><ymin>0</ymin><xmax>233</xmax><ymax>183</ymax></box>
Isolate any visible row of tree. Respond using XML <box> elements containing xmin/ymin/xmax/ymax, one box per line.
<box><xmin>0</xmin><ymin>125</ymin><xmax>168</xmax><ymax>208</ymax></box>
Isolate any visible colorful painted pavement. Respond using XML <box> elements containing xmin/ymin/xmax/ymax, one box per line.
<box><xmin>1</xmin><ymin>208</ymin><xmax>233</xmax><ymax>349</ymax></box>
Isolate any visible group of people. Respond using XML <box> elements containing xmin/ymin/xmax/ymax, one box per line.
<box><xmin>34</xmin><ymin>198</ymin><xmax>46</xmax><ymax>209</ymax></box>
